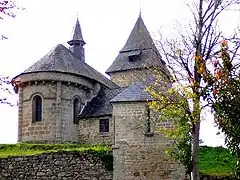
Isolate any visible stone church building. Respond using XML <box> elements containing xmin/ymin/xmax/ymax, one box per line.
<box><xmin>12</xmin><ymin>14</ymin><xmax>184</xmax><ymax>180</ymax></box>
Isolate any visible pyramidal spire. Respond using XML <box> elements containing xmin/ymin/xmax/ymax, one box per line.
<box><xmin>68</xmin><ymin>18</ymin><xmax>86</xmax><ymax>62</ymax></box>
<box><xmin>72</xmin><ymin>18</ymin><xmax>85</xmax><ymax>44</ymax></box>
<box><xmin>106</xmin><ymin>14</ymin><xmax>164</xmax><ymax>75</ymax></box>
<box><xmin>120</xmin><ymin>14</ymin><xmax>156</xmax><ymax>53</ymax></box>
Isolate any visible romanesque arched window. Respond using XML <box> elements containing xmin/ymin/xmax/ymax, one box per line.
<box><xmin>73</xmin><ymin>97</ymin><xmax>81</xmax><ymax>124</ymax></box>
<box><xmin>32</xmin><ymin>95</ymin><xmax>42</xmax><ymax>122</ymax></box>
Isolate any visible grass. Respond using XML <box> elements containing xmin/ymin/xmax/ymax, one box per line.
<box><xmin>199</xmin><ymin>146</ymin><xmax>236</xmax><ymax>177</ymax></box>
<box><xmin>0</xmin><ymin>144</ymin><xmax>236</xmax><ymax>176</ymax></box>
<box><xmin>0</xmin><ymin>143</ymin><xmax>113</xmax><ymax>170</ymax></box>
<box><xmin>0</xmin><ymin>143</ymin><xmax>111</xmax><ymax>158</ymax></box>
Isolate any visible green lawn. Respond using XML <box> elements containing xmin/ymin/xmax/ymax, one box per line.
<box><xmin>199</xmin><ymin>146</ymin><xmax>236</xmax><ymax>177</ymax></box>
<box><xmin>0</xmin><ymin>143</ymin><xmax>110</xmax><ymax>158</ymax></box>
<box><xmin>0</xmin><ymin>144</ymin><xmax>236</xmax><ymax>176</ymax></box>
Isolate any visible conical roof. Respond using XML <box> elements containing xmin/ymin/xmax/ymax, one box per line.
<box><xmin>16</xmin><ymin>44</ymin><xmax>117</xmax><ymax>88</ymax></box>
<box><xmin>121</xmin><ymin>15</ymin><xmax>156</xmax><ymax>52</ymax></box>
<box><xmin>106</xmin><ymin>15</ymin><xmax>165</xmax><ymax>74</ymax></box>
<box><xmin>68</xmin><ymin>18</ymin><xmax>85</xmax><ymax>45</ymax></box>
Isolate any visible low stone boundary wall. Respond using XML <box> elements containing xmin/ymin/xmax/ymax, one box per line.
<box><xmin>0</xmin><ymin>151</ymin><xmax>112</xmax><ymax>180</ymax></box>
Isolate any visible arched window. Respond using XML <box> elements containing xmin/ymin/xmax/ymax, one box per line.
<box><xmin>73</xmin><ymin>97</ymin><xmax>81</xmax><ymax>124</ymax></box>
<box><xmin>32</xmin><ymin>95</ymin><xmax>42</xmax><ymax>122</ymax></box>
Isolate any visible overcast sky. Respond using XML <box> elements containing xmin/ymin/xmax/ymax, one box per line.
<box><xmin>0</xmin><ymin>0</ymin><xmax>239</xmax><ymax>145</ymax></box>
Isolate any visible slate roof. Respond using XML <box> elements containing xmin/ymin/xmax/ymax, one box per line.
<box><xmin>120</xmin><ymin>15</ymin><xmax>157</xmax><ymax>53</ymax></box>
<box><xmin>68</xmin><ymin>18</ymin><xmax>85</xmax><ymax>45</ymax></box>
<box><xmin>79</xmin><ymin>87</ymin><xmax>124</xmax><ymax>119</ymax></box>
<box><xmin>106</xmin><ymin>15</ymin><xmax>166</xmax><ymax>74</ymax></box>
<box><xmin>18</xmin><ymin>44</ymin><xmax>118</xmax><ymax>89</ymax></box>
<box><xmin>110</xmin><ymin>81</ymin><xmax>153</xmax><ymax>102</ymax></box>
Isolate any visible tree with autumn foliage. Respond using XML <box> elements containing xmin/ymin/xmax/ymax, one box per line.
<box><xmin>206</xmin><ymin>39</ymin><xmax>240</xmax><ymax>178</ymax></box>
<box><xmin>145</xmin><ymin>1</ymin><xmax>240</xmax><ymax>180</ymax></box>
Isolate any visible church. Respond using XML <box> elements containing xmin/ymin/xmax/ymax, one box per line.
<box><xmin>12</xmin><ymin>14</ymin><xmax>184</xmax><ymax>180</ymax></box>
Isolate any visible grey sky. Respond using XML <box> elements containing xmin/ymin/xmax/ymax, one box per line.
<box><xmin>0</xmin><ymin>0</ymin><xmax>239</xmax><ymax>145</ymax></box>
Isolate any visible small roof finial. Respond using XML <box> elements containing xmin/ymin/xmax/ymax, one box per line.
<box><xmin>139</xmin><ymin>0</ymin><xmax>142</xmax><ymax>16</ymax></box>
<box><xmin>77</xmin><ymin>12</ymin><xmax>79</xmax><ymax>19</ymax></box>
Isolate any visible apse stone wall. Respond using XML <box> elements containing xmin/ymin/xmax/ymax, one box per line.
<box><xmin>17</xmin><ymin>72</ymin><xmax>96</xmax><ymax>143</ymax></box>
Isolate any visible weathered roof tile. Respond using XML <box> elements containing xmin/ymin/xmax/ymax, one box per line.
<box><xmin>106</xmin><ymin>15</ymin><xmax>166</xmax><ymax>74</ymax></box>
<box><xmin>21</xmin><ymin>44</ymin><xmax>118</xmax><ymax>88</ymax></box>
<box><xmin>79</xmin><ymin>87</ymin><xmax>124</xmax><ymax>118</ymax></box>
<box><xmin>110</xmin><ymin>82</ymin><xmax>153</xmax><ymax>102</ymax></box>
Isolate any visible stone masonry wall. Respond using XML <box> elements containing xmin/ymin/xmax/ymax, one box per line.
<box><xmin>20</xmin><ymin>82</ymin><xmax>57</xmax><ymax>142</ymax></box>
<box><xmin>19</xmin><ymin>75</ymin><xmax>94</xmax><ymax>143</ymax></box>
<box><xmin>79</xmin><ymin>116</ymin><xmax>113</xmax><ymax>145</ymax></box>
<box><xmin>60</xmin><ymin>83</ymin><xmax>88</xmax><ymax>142</ymax></box>
<box><xmin>0</xmin><ymin>152</ymin><xmax>112</xmax><ymax>180</ymax></box>
<box><xmin>112</xmin><ymin>102</ymin><xmax>185</xmax><ymax>180</ymax></box>
<box><xmin>109</xmin><ymin>69</ymin><xmax>150</xmax><ymax>87</ymax></box>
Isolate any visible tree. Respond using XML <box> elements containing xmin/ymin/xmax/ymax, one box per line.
<box><xmin>157</xmin><ymin>99</ymin><xmax>192</xmax><ymax>179</ymax></box>
<box><xmin>0</xmin><ymin>75</ymin><xmax>14</xmax><ymax>105</ymax></box>
<box><xmin>0</xmin><ymin>0</ymin><xmax>18</xmax><ymax>39</ymax></box>
<box><xmin>146</xmin><ymin>1</ymin><xmax>240</xmax><ymax>179</ymax></box>
<box><xmin>209</xmin><ymin>40</ymin><xmax>240</xmax><ymax>178</ymax></box>
<box><xmin>0</xmin><ymin>0</ymin><xmax>22</xmax><ymax>104</ymax></box>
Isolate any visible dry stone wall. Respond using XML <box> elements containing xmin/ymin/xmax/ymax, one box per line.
<box><xmin>0</xmin><ymin>152</ymin><xmax>112</xmax><ymax>180</ymax></box>
<box><xmin>0</xmin><ymin>150</ymin><xmax>232</xmax><ymax>180</ymax></box>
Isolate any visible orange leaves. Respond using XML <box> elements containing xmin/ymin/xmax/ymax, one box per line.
<box><xmin>210</xmin><ymin>40</ymin><xmax>232</xmax><ymax>95</ymax></box>
<box><xmin>215</xmin><ymin>70</ymin><xmax>223</xmax><ymax>80</ymax></box>
<box><xmin>203</xmin><ymin>42</ymin><xmax>231</xmax><ymax>97</ymax></box>
<box><xmin>191</xmin><ymin>40</ymin><xmax>231</xmax><ymax>96</ymax></box>
<box><xmin>226</xmin><ymin>79</ymin><xmax>230</xmax><ymax>85</ymax></box>
<box><xmin>221</xmin><ymin>40</ymin><xmax>228</xmax><ymax>47</ymax></box>
<box><xmin>195</xmin><ymin>55</ymin><xmax>203</xmax><ymax>63</ymax></box>
<box><xmin>194</xmin><ymin>54</ymin><xmax>207</xmax><ymax>79</ymax></box>
<box><xmin>200</xmin><ymin>63</ymin><xmax>207</xmax><ymax>77</ymax></box>
<box><xmin>213</xmin><ymin>88</ymin><xmax>219</xmax><ymax>95</ymax></box>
